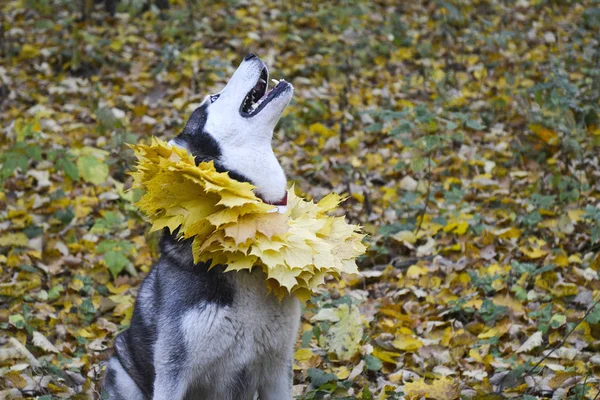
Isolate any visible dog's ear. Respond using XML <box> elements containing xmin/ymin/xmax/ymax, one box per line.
<box><xmin>181</xmin><ymin>103</ymin><xmax>208</xmax><ymax>136</ymax></box>
<box><xmin>173</xmin><ymin>103</ymin><xmax>222</xmax><ymax>164</ymax></box>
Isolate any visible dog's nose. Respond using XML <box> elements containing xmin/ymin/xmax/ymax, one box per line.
<box><xmin>244</xmin><ymin>53</ymin><xmax>257</xmax><ymax>61</ymax></box>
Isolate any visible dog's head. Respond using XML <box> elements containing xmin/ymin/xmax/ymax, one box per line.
<box><xmin>172</xmin><ymin>54</ymin><xmax>293</xmax><ymax>203</ymax></box>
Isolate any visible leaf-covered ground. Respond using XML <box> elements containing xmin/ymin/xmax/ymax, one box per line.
<box><xmin>1</xmin><ymin>0</ymin><xmax>599</xmax><ymax>399</ymax></box>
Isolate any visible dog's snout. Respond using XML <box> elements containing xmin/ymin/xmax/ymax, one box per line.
<box><xmin>244</xmin><ymin>53</ymin><xmax>257</xmax><ymax>61</ymax></box>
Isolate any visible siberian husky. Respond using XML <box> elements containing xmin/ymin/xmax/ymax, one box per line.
<box><xmin>102</xmin><ymin>54</ymin><xmax>300</xmax><ymax>400</ymax></box>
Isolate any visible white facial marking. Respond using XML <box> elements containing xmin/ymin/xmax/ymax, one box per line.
<box><xmin>201</xmin><ymin>57</ymin><xmax>293</xmax><ymax>202</ymax></box>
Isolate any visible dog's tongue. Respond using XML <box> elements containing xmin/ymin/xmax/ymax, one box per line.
<box><xmin>255</xmin><ymin>80</ymin><xmax>266</xmax><ymax>96</ymax></box>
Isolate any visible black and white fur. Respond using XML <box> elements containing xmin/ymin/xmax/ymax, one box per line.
<box><xmin>102</xmin><ymin>54</ymin><xmax>300</xmax><ymax>400</ymax></box>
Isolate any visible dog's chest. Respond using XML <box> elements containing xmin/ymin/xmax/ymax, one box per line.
<box><xmin>180</xmin><ymin>270</ymin><xmax>300</xmax><ymax>369</ymax></box>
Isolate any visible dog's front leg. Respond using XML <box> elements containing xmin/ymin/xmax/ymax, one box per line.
<box><xmin>153</xmin><ymin>332</ymin><xmax>188</xmax><ymax>400</ymax></box>
<box><xmin>258</xmin><ymin>360</ymin><xmax>293</xmax><ymax>400</ymax></box>
<box><xmin>153</xmin><ymin>365</ymin><xmax>187</xmax><ymax>400</ymax></box>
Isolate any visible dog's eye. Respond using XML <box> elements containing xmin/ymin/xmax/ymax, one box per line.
<box><xmin>210</xmin><ymin>94</ymin><xmax>220</xmax><ymax>103</ymax></box>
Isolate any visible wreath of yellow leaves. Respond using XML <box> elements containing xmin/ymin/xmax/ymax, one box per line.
<box><xmin>130</xmin><ymin>138</ymin><xmax>366</xmax><ymax>301</ymax></box>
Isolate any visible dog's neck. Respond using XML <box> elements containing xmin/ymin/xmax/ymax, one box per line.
<box><xmin>219</xmin><ymin>144</ymin><xmax>287</xmax><ymax>204</ymax></box>
<box><xmin>169</xmin><ymin>138</ymin><xmax>287</xmax><ymax>204</ymax></box>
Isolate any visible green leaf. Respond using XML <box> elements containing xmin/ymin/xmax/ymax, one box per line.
<box><xmin>48</xmin><ymin>285</ymin><xmax>64</xmax><ymax>301</ymax></box>
<box><xmin>365</xmin><ymin>354</ymin><xmax>383</xmax><ymax>371</ymax></box>
<box><xmin>80</xmin><ymin>298</ymin><xmax>96</xmax><ymax>315</ymax></box>
<box><xmin>1</xmin><ymin>153</ymin><xmax>29</xmax><ymax>180</ymax></box>
<box><xmin>23</xmin><ymin>224</ymin><xmax>43</xmax><ymax>238</ymax></box>
<box><xmin>390</xmin><ymin>120</ymin><xmax>413</xmax><ymax>136</ymax></box>
<box><xmin>365</xmin><ymin>123</ymin><xmax>383</xmax><ymax>133</ymax></box>
<box><xmin>96</xmin><ymin>106</ymin><xmax>118</xmax><ymax>130</ymax></box>
<box><xmin>586</xmin><ymin>304</ymin><xmax>600</xmax><ymax>324</ymax></box>
<box><xmin>512</xmin><ymin>286</ymin><xmax>527</xmax><ymax>301</ymax></box>
<box><xmin>90</xmin><ymin>212</ymin><xmax>123</xmax><ymax>234</ymax></box>
<box><xmin>58</xmin><ymin>158</ymin><xmax>80</xmax><ymax>181</ymax></box>
<box><xmin>302</xmin><ymin>330</ymin><xmax>313</xmax><ymax>348</ymax></box>
<box><xmin>444</xmin><ymin>187</ymin><xmax>465</xmax><ymax>204</ymax></box>
<box><xmin>104</xmin><ymin>250</ymin><xmax>130</xmax><ymax>278</ymax></box>
<box><xmin>522</xmin><ymin>211</ymin><xmax>542</xmax><ymax>227</ymax></box>
<box><xmin>549</xmin><ymin>314</ymin><xmax>566</xmax><ymax>329</ymax></box>
<box><xmin>466</xmin><ymin>119</ymin><xmax>486</xmax><ymax>130</ymax></box>
<box><xmin>26</xmin><ymin>145</ymin><xmax>43</xmax><ymax>161</ymax></box>
<box><xmin>477</xmin><ymin>299</ymin><xmax>509</xmax><ymax>324</ymax></box>
<box><xmin>307</xmin><ymin>368</ymin><xmax>336</xmax><ymax>388</ymax></box>
<box><xmin>77</xmin><ymin>155</ymin><xmax>109</xmax><ymax>185</ymax></box>
<box><xmin>530</xmin><ymin>193</ymin><xmax>556</xmax><ymax>209</ymax></box>
<box><xmin>415</xmin><ymin>105</ymin><xmax>435</xmax><ymax>123</ymax></box>
<box><xmin>97</xmin><ymin>239</ymin><xmax>134</xmax><ymax>254</ymax></box>
<box><xmin>325</xmin><ymin>304</ymin><xmax>363</xmax><ymax>361</ymax></box>
<box><xmin>583</xmin><ymin>7</ymin><xmax>600</xmax><ymax>28</ymax></box>
<box><xmin>422</xmin><ymin>135</ymin><xmax>441</xmax><ymax>151</ymax></box>
<box><xmin>445</xmin><ymin>120</ymin><xmax>458</xmax><ymax>131</ymax></box>
<box><xmin>9</xmin><ymin>314</ymin><xmax>25</xmax><ymax>329</ymax></box>
<box><xmin>53</xmin><ymin>207</ymin><xmax>75</xmax><ymax>225</ymax></box>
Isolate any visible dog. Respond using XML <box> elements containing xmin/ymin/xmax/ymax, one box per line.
<box><xmin>102</xmin><ymin>54</ymin><xmax>300</xmax><ymax>400</ymax></box>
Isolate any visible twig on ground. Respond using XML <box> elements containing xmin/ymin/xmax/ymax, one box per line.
<box><xmin>392</xmin><ymin>255</ymin><xmax>435</xmax><ymax>270</ymax></box>
<box><xmin>414</xmin><ymin>158</ymin><xmax>432</xmax><ymax>237</ymax></box>
<box><xmin>526</xmin><ymin>296</ymin><xmax>600</xmax><ymax>377</ymax></box>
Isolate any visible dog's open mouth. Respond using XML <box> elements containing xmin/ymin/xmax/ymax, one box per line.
<box><xmin>240</xmin><ymin>66</ymin><xmax>291</xmax><ymax>118</ymax></box>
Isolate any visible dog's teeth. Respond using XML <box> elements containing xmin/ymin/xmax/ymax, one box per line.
<box><xmin>271</xmin><ymin>78</ymin><xmax>279</xmax><ymax>85</ymax></box>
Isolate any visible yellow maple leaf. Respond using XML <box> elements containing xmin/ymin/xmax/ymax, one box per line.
<box><xmin>403</xmin><ymin>377</ymin><xmax>460</xmax><ymax>400</ymax></box>
<box><xmin>392</xmin><ymin>334</ymin><xmax>422</xmax><ymax>351</ymax></box>
<box><xmin>130</xmin><ymin>138</ymin><xmax>366</xmax><ymax>300</ymax></box>
<box><xmin>0</xmin><ymin>233</ymin><xmax>29</xmax><ymax>247</ymax></box>
<box><xmin>552</xmin><ymin>282</ymin><xmax>578</xmax><ymax>297</ymax></box>
<box><xmin>494</xmin><ymin>227</ymin><xmax>522</xmax><ymax>239</ymax></box>
<box><xmin>309</xmin><ymin>122</ymin><xmax>336</xmax><ymax>138</ymax></box>
<box><xmin>520</xmin><ymin>237</ymin><xmax>548</xmax><ymax>259</ymax></box>
<box><xmin>443</xmin><ymin>218</ymin><xmax>469</xmax><ymax>235</ymax></box>
<box><xmin>529</xmin><ymin>123</ymin><xmax>560</xmax><ymax>145</ymax></box>
<box><xmin>294</xmin><ymin>348</ymin><xmax>315</xmax><ymax>361</ymax></box>
<box><xmin>372</xmin><ymin>348</ymin><xmax>401</xmax><ymax>364</ymax></box>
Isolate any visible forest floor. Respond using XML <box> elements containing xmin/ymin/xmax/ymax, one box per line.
<box><xmin>1</xmin><ymin>0</ymin><xmax>599</xmax><ymax>399</ymax></box>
